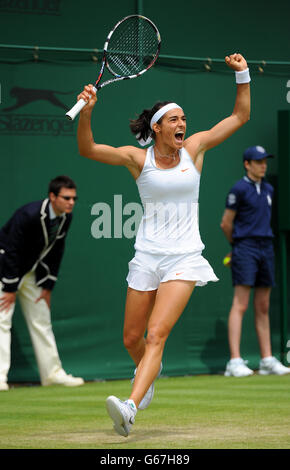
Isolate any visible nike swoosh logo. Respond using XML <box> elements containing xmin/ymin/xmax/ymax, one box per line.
<box><xmin>181</xmin><ymin>168</ymin><xmax>189</xmax><ymax>172</ymax></box>
<box><xmin>176</xmin><ymin>272</ymin><xmax>184</xmax><ymax>275</ymax></box>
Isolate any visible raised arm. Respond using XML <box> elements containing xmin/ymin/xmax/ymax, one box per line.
<box><xmin>76</xmin><ymin>85</ymin><xmax>142</xmax><ymax>174</ymax></box>
<box><xmin>185</xmin><ymin>53</ymin><xmax>250</xmax><ymax>168</ymax></box>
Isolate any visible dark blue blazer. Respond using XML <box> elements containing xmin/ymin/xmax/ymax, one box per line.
<box><xmin>0</xmin><ymin>199</ymin><xmax>72</xmax><ymax>292</ymax></box>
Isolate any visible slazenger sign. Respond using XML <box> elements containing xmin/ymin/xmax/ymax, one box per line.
<box><xmin>0</xmin><ymin>0</ymin><xmax>62</xmax><ymax>15</ymax></box>
<box><xmin>0</xmin><ymin>86</ymin><xmax>74</xmax><ymax>136</ymax></box>
<box><xmin>0</xmin><ymin>114</ymin><xmax>74</xmax><ymax>136</ymax></box>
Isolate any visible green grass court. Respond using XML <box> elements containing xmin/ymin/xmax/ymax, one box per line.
<box><xmin>0</xmin><ymin>374</ymin><xmax>289</xmax><ymax>449</ymax></box>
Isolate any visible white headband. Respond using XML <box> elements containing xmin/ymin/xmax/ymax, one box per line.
<box><xmin>136</xmin><ymin>102</ymin><xmax>182</xmax><ymax>147</ymax></box>
<box><xmin>150</xmin><ymin>103</ymin><xmax>182</xmax><ymax>129</ymax></box>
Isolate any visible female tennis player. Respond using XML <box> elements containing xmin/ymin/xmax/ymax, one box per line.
<box><xmin>77</xmin><ymin>53</ymin><xmax>251</xmax><ymax>437</ymax></box>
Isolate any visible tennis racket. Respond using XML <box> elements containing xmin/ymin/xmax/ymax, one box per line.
<box><xmin>66</xmin><ymin>14</ymin><xmax>161</xmax><ymax>121</ymax></box>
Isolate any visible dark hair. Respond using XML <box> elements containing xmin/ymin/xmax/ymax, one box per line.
<box><xmin>48</xmin><ymin>175</ymin><xmax>77</xmax><ymax>196</ymax></box>
<box><xmin>129</xmin><ymin>101</ymin><xmax>171</xmax><ymax>143</ymax></box>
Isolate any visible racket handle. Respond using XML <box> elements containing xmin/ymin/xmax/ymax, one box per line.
<box><xmin>65</xmin><ymin>87</ymin><xmax>97</xmax><ymax>120</ymax></box>
<box><xmin>65</xmin><ymin>98</ymin><xmax>87</xmax><ymax>121</ymax></box>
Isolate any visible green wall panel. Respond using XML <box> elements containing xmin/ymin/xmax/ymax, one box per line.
<box><xmin>0</xmin><ymin>0</ymin><xmax>289</xmax><ymax>382</ymax></box>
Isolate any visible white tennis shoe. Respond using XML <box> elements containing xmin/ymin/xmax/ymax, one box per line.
<box><xmin>43</xmin><ymin>369</ymin><xmax>84</xmax><ymax>387</ymax></box>
<box><xmin>258</xmin><ymin>356</ymin><xmax>290</xmax><ymax>375</ymax></box>
<box><xmin>106</xmin><ymin>396</ymin><xmax>137</xmax><ymax>437</ymax></box>
<box><xmin>0</xmin><ymin>382</ymin><xmax>9</xmax><ymax>391</ymax></box>
<box><xmin>224</xmin><ymin>358</ymin><xmax>254</xmax><ymax>377</ymax></box>
<box><xmin>132</xmin><ymin>362</ymin><xmax>163</xmax><ymax>410</ymax></box>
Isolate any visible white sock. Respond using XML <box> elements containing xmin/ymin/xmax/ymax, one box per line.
<box><xmin>261</xmin><ymin>356</ymin><xmax>274</xmax><ymax>362</ymax></box>
<box><xmin>127</xmin><ymin>399</ymin><xmax>137</xmax><ymax>413</ymax></box>
<box><xmin>230</xmin><ymin>357</ymin><xmax>242</xmax><ymax>364</ymax></box>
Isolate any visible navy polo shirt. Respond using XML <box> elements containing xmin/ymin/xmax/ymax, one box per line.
<box><xmin>225</xmin><ymin>176</ymin><xmax>274</xmax><ymax>240</ymax></box>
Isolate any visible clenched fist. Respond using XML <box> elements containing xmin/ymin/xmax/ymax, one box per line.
<box><xmin>225</xmin><ymin>53</ymin><xmax>248</xmax><ymax>71</ymax></box>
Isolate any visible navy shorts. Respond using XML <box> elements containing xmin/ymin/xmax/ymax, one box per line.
<box><xmin>231</xmin><ymin>238</ymin><xmax>275</xmax><ymax>287</ymax></box>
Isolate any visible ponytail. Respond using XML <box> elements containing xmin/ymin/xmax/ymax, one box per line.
<box><xmin>130</xmin><ymin>101</ymin><xmax>171</xmax><ymax>144</ymax></box>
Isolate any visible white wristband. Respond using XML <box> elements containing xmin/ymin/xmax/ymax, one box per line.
<box><xmin>235</xmin><ymin>68</ymin><xmax>251</xmax><ymax>84</ymax></box>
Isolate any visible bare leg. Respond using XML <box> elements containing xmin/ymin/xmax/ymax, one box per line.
<box><xmin>123</xmin><ymin>287</ymin><xmax>157</xmax><ymax>366</ymax></box>
<box><xmin>228</xmin><ymin>285</ymin><xmax>251</xmax><ymax>359</ymax></box>
<box><xmin>253</xmin><ymin>287</ymin><xmax>272</xmax><ymax>359</ymax></box>
<box><xmin>129</xmin><ymin>280</ymin><xmax>196</xmax><ymax>408</ymax></box>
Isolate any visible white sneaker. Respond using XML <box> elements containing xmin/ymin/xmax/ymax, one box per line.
<box><xmin>106</xmin><ymin>396</ymin><xmax>137</xmax><ymax>437</ymax></box>
<box><xmin>0</xmin><ymin>382</ymin><xmax>9</xmax><ymax>391</ymax></box>
<box><xmin>132</xmin><ymin>362</ymin><xmax>163</xmax><ymax>410</ymax></box>
<box><xmin>259</xmin><ymin>356</ymin><xmax>290</xmax><ymax>375</ymax></box>
<box><xmin>43</xmin><ymin>369</ymin><xmax>84</xmax><ymax>387</ymax></box>
<box><xmin>224</xmin><ymin>358</ymin><xmax>254</xmax><ymax>377</ymax></box>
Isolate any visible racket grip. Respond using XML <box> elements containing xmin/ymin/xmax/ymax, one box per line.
<box><xmin>65</xmin><ymin>98</ymin><xmax>87</xmax><ymax>121</ymax></box>
<box><xmin>65</xmin><ymin>86</ymin><xmax>97</xmax><ymax>121</ymax></box>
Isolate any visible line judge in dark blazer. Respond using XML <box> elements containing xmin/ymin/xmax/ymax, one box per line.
<box><xmin>0</xmin><ymin>175</ymin><xmax>84</xmax><ymax>390</ymax></box>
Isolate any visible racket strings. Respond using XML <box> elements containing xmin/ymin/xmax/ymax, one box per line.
<box><xmin>106</xmin><ymin>18</ymin><xmax>159</xmax><ymax>76</ymax></box>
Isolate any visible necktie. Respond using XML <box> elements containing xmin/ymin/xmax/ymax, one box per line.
<box><xmin>48</xmin><ymin>217</ymin><xmax>61</xmax><ymax>244</ymax></box>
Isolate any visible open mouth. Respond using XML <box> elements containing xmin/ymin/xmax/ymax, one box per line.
<box><xmin>175</xmin><ymin>132</ymin><xmax>184</xmax><ymax>142</ymax></box>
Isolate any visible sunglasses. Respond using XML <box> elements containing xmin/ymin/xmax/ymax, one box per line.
<box><xmin>58</xmin><ymin>195</ymin><xmax>78</xmax><ymax>201</ymax></box>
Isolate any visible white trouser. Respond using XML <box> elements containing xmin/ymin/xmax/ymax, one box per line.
<box><xmin>0</xmin><ymin>271</ymin><xmax>62</xmax><ymax>385</ymax></box>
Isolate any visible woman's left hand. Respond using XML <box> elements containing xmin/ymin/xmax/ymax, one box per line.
<box><xmin>225</xmin><ymin>53</ymin><xmax>248</xmax><ymax>71</ymax></box>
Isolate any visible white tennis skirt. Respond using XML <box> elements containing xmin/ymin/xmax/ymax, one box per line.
<box><xmin>126</xmin><ymin>250</ymin><xmax>219</xmax><ymax>291</ymax></box>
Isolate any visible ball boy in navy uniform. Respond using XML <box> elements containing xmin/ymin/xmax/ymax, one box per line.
<box><xmin>221</xmin><ymin>146</ymin><xmax>290</xmax><ymax>376</ymax></box>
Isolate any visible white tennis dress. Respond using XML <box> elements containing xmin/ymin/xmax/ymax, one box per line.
<box><xmin>126</xmin><ymin>145</ymin><xmax>218</xmax><ymax>290</ymax></box>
